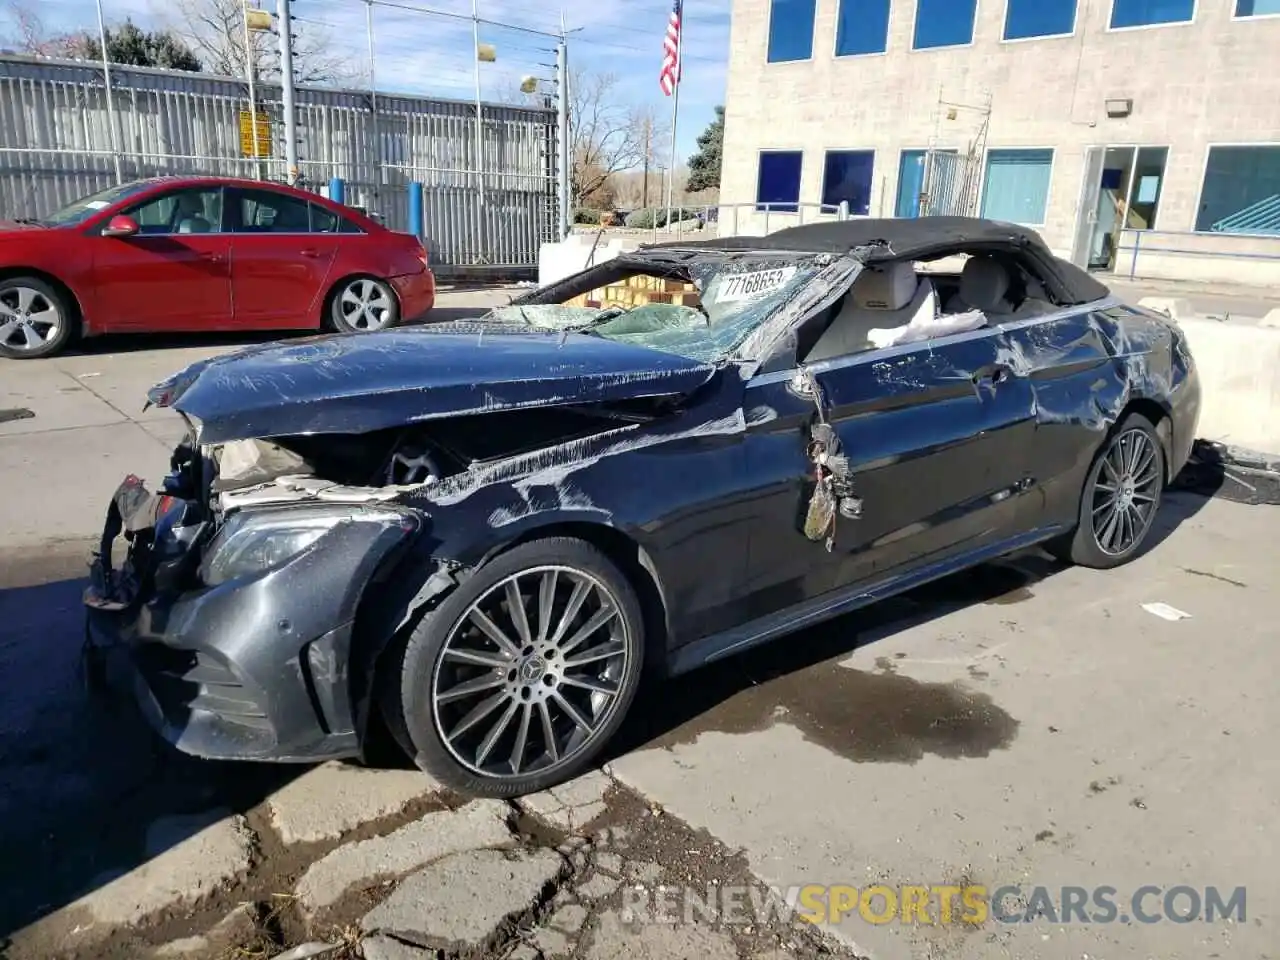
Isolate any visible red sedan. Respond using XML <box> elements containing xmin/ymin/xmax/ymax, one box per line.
<box><xmin>0</xmin><ymin>176</ymin><xmax>436</xmax><ymax>359</ymax></box>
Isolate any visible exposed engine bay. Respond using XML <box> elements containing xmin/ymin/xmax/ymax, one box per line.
<box><xmin>200</xmin><ymin>399</ymin><xmax>675</xmax><ymax>513</ymax></box>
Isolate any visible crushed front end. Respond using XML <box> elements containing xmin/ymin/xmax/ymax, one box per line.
<box><xmin>83</xmin><ymin>434</ymin><xmax>423</xmax><ymax>762</ymax></box>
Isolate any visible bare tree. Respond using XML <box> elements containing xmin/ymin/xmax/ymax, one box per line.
<box><xmin>569</xmin><ymin>68</ymin><xmax>651</xmax><ymax>207</ymax></box>
<box><xmin>2</xmin><ymin>0</ymin><xmax>85</xmax><ymax>57</ymax></box>
<box><xmin>165</xmin><ymin>0</ymin><xmax>355</xmax><ymax>85</ymax></box>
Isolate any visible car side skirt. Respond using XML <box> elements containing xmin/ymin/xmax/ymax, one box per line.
<box><xmin>666</xmin><ymin>523</ymin><xmax>1068</xmax><ymax>677</ymax></box>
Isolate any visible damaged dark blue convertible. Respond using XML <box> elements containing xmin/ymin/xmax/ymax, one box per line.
<box><xmin>84</xmin><ymin>218</ymin><xmax>1201</xmax><ymax>797</ymax></box>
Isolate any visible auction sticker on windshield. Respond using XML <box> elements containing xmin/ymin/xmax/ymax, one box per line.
<box><xmin>714</xmin><ymin>266</ymin><xmax>798</xmax><ymax>303</ymax></box>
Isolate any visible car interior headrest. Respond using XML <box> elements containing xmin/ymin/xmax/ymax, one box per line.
<box><xmin>851</xmin><ymin>262</ymin><xmax>919</xmax><ymax>311</ymax></box>
<box><xmin>959</xmin><ymin>256</ymin><xmax>1012</xmax><ymax>312</ymax></box>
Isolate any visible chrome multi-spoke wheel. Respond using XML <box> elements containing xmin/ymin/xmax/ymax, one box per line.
<box><xmin>392</xmin><ymin>538</ymin><xmax>645</xmax><ymax>796</ymax></box>
<box><xmin>0</xmin><ymin>278</ymin><xmax>70</xmax><ymax>359</ymax></box>
<box><xmin>1090</xmin><ymin>428</ymin><xmax>1161</xmax><ymax>557</ymax></box>
<box><xmin>433</xmin><ymin>566</ymin><xmax>631</xmax><ymax>778</ymax></box>
<box><xmin>1047</xmin><ymin>412</ymin><xmax>1166</xmax><ymax>569</ymax></box>
<box><xmin>332</xmin><ymin>277</ymin><xmax>397</xmax><ymax>332</ymax></box>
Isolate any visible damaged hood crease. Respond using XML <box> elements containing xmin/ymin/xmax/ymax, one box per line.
<box><xmin>148</xmin><ymin>324</ymin><xmax>718</xmax><ymax>444</ymax></box>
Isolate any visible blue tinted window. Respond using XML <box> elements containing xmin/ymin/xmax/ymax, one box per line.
<box><xmin>821</xmin><ymin>151</ymin><xmax>875</xmax><ymax>215</ymax></box>
<box><xmin>1195</xmin><ymin>146</ymin><xmax>1280</xmax><ymax>235</ymax></box>
<box><xmin>1236</xmin><ymin>0</ymin><xmax>1280</xmax><ymax>15</ymax></box>
<box><xmin>897</xmin><ymin>151</ymin><xmax>927</xmax><ymax>218</ymax></box>
<box><xmin>1110</xmin><ymin>0</ymin><xmax>1195</xmax><ymax>28</ymax></box>
<box><xmin>768</xmin><ymin>0</ymin><xmax>816</xmax><ymax>62</ymax></box>
<box><xmin>981</xmin><ymin>149</ymin><xmax>1054</xmax><ymax>224</ymax></box>
<box><xmin>836</xmin><ymin>0</ymin><xmax>890</xmax><ymax>56</ymax></box>
<box><xmin>757</xmin><ymin>151</ymin><xmax>803</xmax><ymax>212</ymax></box>
<box><xmin>914</xmin><ymin>0</ymin><xmax>978</xmax><ymax>48</ymax></box>
<box><xmin>1005</xmin><ymin>0</ymin><xmax>1078</xmax><ymax>38</ymax></box>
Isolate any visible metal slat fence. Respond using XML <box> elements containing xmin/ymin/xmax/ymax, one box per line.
<box><xmin>0</xmin><ymin>55</ymin><xmax>559</xmax><ymax>271</ymax></box>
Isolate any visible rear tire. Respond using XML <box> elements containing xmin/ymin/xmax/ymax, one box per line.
<box><xmin>1046</xmin><ymin>412</ymin><xmax>1165</xmax><ymax>569</ymax></box>
<box><xmin>326</xmin><ymin>276</ymin><xmax>399</xmax><ymax>334</ymax></box>
<box><xmin>387</xmin><ymin>538</ymin><xmax>646</xmax><ymax>798</ymax></box>
<box><xmin>0</xmin><ymin>276</ymin><xmax>73</xmax><ymax>359</ymax></box>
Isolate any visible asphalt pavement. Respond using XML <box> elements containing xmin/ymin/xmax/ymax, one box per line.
<box><xmin>1</xmin><ymin>284</ymin><xmax>1276</xmax><ymax>960</ymax></box>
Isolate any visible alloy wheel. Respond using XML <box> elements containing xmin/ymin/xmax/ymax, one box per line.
<box><xmin>0</xmin><ymin>285</ymin><xmax>62</xmax><ymax>353</ymax></box>
<box><xmin>431</xmin><ymin>566</ymin><xmax>632</xmax><ymax>780</ymax></box>
<box><xmin>338</xmin><ymin>278</ymin><xmax>393</xmax><ymax>330</ymax></box>
<box><xmin>1090</xmin><ymin>427</ymin><xmax>1161</xmax><ymax>557</ymax></box>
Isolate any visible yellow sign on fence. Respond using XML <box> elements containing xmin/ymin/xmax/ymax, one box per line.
<box><xmin>239</xmin><ymin>109</ymin><xmax>272</xmax><ymax>158</ymax></box>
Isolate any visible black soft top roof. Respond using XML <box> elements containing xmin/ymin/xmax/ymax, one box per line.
<box><xmin>644</xmin><ymin>216</ymin><xmax>1111</xmax><ymax>306</ymax></box>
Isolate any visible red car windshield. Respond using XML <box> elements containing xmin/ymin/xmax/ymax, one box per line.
<box><xmin>41</xmin><ymin>181</ymin><xmax>156</xmax><ymax>227</ymax></box>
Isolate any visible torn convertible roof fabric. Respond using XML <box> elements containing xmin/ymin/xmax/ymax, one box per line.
<box><xmin>643</xmin><ymin>216</ymin><xmax>1112</xmax><ymax>305</ymax></box>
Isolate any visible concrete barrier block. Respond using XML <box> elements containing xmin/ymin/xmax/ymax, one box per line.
<box><xmin>538</xmin><ymin>235</ymin><xmax>645</xmax><ymax>288</ymax></box>
<box><xmin>1137</xmin><ymin>297</ymin><xmax>1195</xmax><ymax>321</ymax></box>
<box><xmin>1175</xmin><ymin>316</ymin><xmax>1280</xmax><ymax>455</ymax></box>
<box><xmin>1260</xmin><ymin>308</ymin><xmax>1280</xmax><ymax>329</ymax></box>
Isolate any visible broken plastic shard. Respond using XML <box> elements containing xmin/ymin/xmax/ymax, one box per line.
<box><xmin>804</xmin><ymin>478</ymin><xmax>837</xmax><ymax>545</ymax></box>
<box><xmin>1141</xmin><ymin>602</ymin><xmax>1192</xmax><ymax>622</ymax></box>
<box><xmin>838</xmin><ymin>496</ymin><xmax>863</xmax><ymax>519</ymax></box>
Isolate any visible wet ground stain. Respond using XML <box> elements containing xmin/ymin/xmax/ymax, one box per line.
<box><xmin>647</xmin><ymin>655</ymin><xmax>1020</xmax><ymax>763</ymax></box>
<box><xmin>614</xmin><ymin>557</ymin><xmax>1055</xmax><ymax>766</ymax></box>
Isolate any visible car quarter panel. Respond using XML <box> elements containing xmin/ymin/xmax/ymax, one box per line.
<box><xmin>995</xmin><ymin>301</ymin><xmax>1200</xmax><ymax>529</ymax></box>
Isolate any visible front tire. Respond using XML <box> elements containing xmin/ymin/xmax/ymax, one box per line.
<box><xmin>391</xmin><ymin>538</ymin><xmax>646</xmax><ymax>798</ymax></box>
<box><xmin>1047</xmin><ymin>412</ymin><xmax>1166</xmax><ymax>569</ymax></box>
<box><xmin>327</xmin><ymin>276</ymin><xmax>399</xmax><ymax>333</ymax></box>
<box><xmin>0</xmin><ymin>276</ymin><xmax>73</xmax><ymax>359</ymax></box>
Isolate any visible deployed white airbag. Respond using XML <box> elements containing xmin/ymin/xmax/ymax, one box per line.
<box><xmin>867</xmin><ymin>286</ymin><xmax>987</xmax><ymax>350</ymax></box>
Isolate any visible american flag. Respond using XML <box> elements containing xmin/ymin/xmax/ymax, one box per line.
<box><xmin>659</xmin><ymin>0</ymin><xmax>683</xmax><ymax>96</ymax></box>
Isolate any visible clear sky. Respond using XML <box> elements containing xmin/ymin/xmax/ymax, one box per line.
<box><xmin>4</xmin><ymin>0</ymin><xmax>729</xmax><ymax>163</ymax></box>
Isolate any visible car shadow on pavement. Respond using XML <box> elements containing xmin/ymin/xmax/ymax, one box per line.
<box><xmin>608</xmin><ymin>490</ymin><xmax>1214</xmax><ymax>761</ymax></box>
<box><xmin>0</xmin><ymin>549</ymin><xmax>303</xmax><ymax>944</ymax></box>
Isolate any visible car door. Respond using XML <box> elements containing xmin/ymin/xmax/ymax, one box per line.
<box><xmin>88</xmin><ymin>186</ymin><xmax>233</xmax><ymax>331</ymax></box>
<box><xmin>226</xmin><ymin>187</ymin><xmax>341</xmax><ymax>329</ymax></box>
<box><xmin>738</xmin><ymin>326</ymin><xmax>1040</xmax><ymax>620</ymax></box>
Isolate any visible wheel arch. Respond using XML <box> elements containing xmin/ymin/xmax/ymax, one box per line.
<box><xmin>0</xmin><ymin>267</ymin><xmax>87</xmax><ymax>338</ymax></box>
<box><xmin>1117</xmin><ymin>395</ymin><xmax>1174</xmax><ymax>483</ymax></box>
<box><xmin>486</xmin><ymin>520</ymin><xmax>673</xmax><ymax>673</ymax></box>
<box><xmin>319</xmin><ymin>272</ymin><xmax>401</xmax><ymax>330</ymax></box>
<box><xmin>349</xmin><ymin>517</ymin><xmax>673</xmax><ymax>758</ymax></box>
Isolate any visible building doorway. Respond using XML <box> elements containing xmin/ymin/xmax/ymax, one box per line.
<box><xmin>1071</xmin><ymin>145</ymin><xmax>1168</xmax><ymax>270</ymax></box>
<box><xmin>896</xmin><ymin>148</ymin><xmax>973</xmax><ymax>217</ymax></box>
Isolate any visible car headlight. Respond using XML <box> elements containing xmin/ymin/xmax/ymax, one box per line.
<box><xmin>202</xmin><ymin>507</ymin><xmax>416</xmax><ymax>586</ymax></box>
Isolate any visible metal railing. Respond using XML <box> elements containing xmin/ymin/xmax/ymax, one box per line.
<box><xmin>1116</xmin><ymin>229</ymin><xmax>1280</xmax><ymax>279</ymax></box>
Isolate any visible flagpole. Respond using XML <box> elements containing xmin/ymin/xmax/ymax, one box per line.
<box><xmin>94</xmin><ymin>0</ymin><xmax>123</xmax><ymax>183</ymax></box>
<box><xmin>663</xmin><ymin>2</ymin><xmax>681</xmax><ymax>232</ymax></box>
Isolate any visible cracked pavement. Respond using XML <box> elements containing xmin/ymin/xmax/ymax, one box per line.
<box><xmin>2</xmin><ymin>287</ymin><xmax>1278</xmax><ymax>960</ymax></box>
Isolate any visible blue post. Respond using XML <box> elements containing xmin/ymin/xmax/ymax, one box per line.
<box><xmin>408</xmin><ymin>181</ymin><xmax>424</xmax><ymax>240</ymax></box>
<box><xmin>328</xmin><ymin>177</ymin><xmax>345</xmax><ymax>205</ymax></box>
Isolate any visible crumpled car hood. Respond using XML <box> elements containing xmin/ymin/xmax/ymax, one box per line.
<box><xmin>148</xmin><ymin>322</ymin><xmax>718</xmax><ymax>444</ymax></box>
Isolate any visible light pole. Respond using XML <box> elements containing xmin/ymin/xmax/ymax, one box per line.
<box><xmin>276</xmin><ymin>0</ymin><xmax>299</xmax><ymax>184</ymax></box>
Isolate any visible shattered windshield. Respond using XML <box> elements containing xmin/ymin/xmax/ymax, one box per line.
<box><xmin>488</xmin><ymin>257</ymin><xmax>821</xmax><ymax>363</ymax></box>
